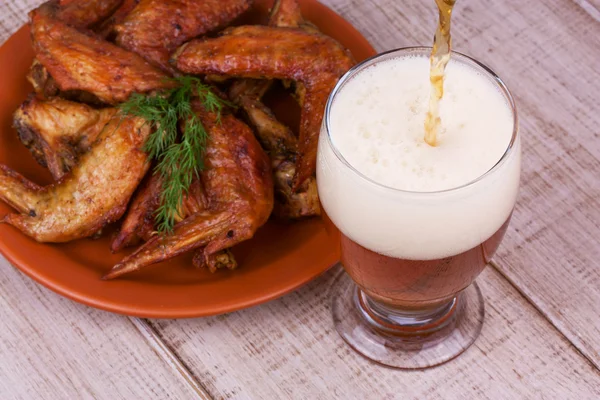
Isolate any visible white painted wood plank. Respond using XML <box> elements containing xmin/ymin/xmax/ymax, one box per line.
<box><xmin>148</xmin><ymin>0</ymin><xmax>600</xmax><ymax>397</ymax></box>
<box><xmin>0</xmin><ymin>259</ymin><xmax>200</xmax><ymax>400</ymax></box>
<box><xmin>0</xmin><ymin>0</ymin><xmax>39</xmax><ymax>42</ymax></box>
<box><xmin>151</xmin><ymin>267</ymin><xmax>600</xmax><ymax>400</ymax></box>
<box><xmin>453</xmin><ymin>0</ymin><xmax>600</xmax><ymax>367</ymax></box>
<box><xmin>131</xmin><ymin>319</ymin><xmax>213</xmax><ymax>400</ymax></box>
<box><xmin>1</xmin><ymin>1</ymin><xmax>599</xmax><ymax>399</ymax></box>
<box><xmin>0</xmin><ymin>5</ymin><xmax>211</xmax><ymax>400</ymax></box>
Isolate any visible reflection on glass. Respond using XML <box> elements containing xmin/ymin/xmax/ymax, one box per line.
<box><xmin>317</xmin><ymin>47</ymin><xmax>520</xmax><ymax>369</ymax></box>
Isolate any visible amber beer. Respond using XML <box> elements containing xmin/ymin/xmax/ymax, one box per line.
<box><xmin>317</xmin><ymin>49</ymin><xmax>521</xmax><ymax>314</ymax></box>
<box><xmin>338</xmin><ymin>215</ymin><xmax>511</xmax><ymax>309</ymax></box>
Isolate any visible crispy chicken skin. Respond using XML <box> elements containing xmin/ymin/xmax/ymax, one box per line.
<box><xmin>27</xmin><ymin>59</ymin><xmax>107</xmax><ymax>106</ymax></box>
<box><xmin>27</xmin><ymin>59</ymin><xmax>58</xmax><ymax>99</ymax></box>
<box><xmin>111</xmin><ymin>176</ymin><xmax>155</xmax><ymax>249</ymax></box>
<box><xmin>111</xmin><ymin>173</ymin><xmax>207</xmax><ymax>251</ymax></box>
<box><xmin>113</xmin><ymin>0</ymin><xmax>252</xmax><ymax>72</ymax></box>
<box><xmin>269</xmin><ymin>0</ymin><xmax>303</xmax><ymax>28</ymax></box>
<box><xmin>103</xmin><ymin>105</ymin><xmax>273</xmax><ymax>279</ymax></box>
<box><xmin>30</xmin><ymin>11</ymin><xmax>172</xmax><ymax>105</ymax></box>
<box><xmin>34</xmin><ymin>0</ymin><xmax>124</xmax><ymax>29</ymax></box>
<box><xmin>268</xmin><ymin>0</ymin><xmax>318</xmax><ymax>34</ymax></box>
<box><xmin>272</xmin><ymin>158</ymin><xmax>319</xmax><ymax>218</ymax></box>
<box><xmin>193</xmin><ymin>247</ymin><xmax>237</xmax><ymax>273</ymax></box>
<box><xmin>14</xmin><ymin>97</ymin><xmax>116</xmax><ymax>179</ymax></box>
<box><xmin>229</xmin><ymin>80</ymin><xmax>320</xmax><ymax>218</ymax></box>
<box><xmin>7</xmin><ymin>0</ymin><xmax>348</xmax><ymax>277</ymax></box>
<box><xmin>110</xmin><ymin>172</ymin><xmax>162</xmax><ymax>251</ymax></box>
<box><xmin>96</xmin><ymin>0</ymin><xmax>139</xmax><ymax>38</ymax></box>
<box><xmin>112</xmin><ymin>170</ymin><xmax>238</xmax><ymax>272</ymax></box>
<box><xmin>27</xmin><ymin>0</ymin><xmax>130</xmax><ymax>101</ymax></box>
<box><xmin>173</xmin><ymin>25</ymin><xmax>355</xmax><ymax>189</ymax></box>
<box><xmin>226</xmin><ymin>0</ymin><xmax>320</xmax><ymax>218</ymax></box>
<box><xmin>229</xmin><ymin>79</ymin><xmax>297</xmax><ymax>154</ymax></box>
<box><xmin>267</xmin><ymin>0</ymin><xmax>316</xmax><ymax>99</ymax></box>
<box><xmin>0</xmin><ymin>113</ymin><xmax>151</xmax><ymax>243</ymax></box>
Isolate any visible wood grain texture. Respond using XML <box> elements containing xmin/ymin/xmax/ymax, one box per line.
<box><xmin>151</xmin><ymin>267</ymin><xmax>600</xmax><ymax>400</ymax></box>
<box><xmin>147</xmin><ymin>0</ymin><xmax>600</xmax><ymax>397</ymax></box>
<box><xmin>0</xmin><ymin>259</ymin><xmax>200</xmax><ymax>400</ymax></box>
<box><xmin>0</xmin><ymin>3</ymin><xmax>209</xmax><ymax>399</ymax></box>
<box><xmin>1</xmin><ymin>0</ymin><xmax>600</xmax><ymax>399</ymax></box>
<box><xmin>456</xmin><ymin>0</ymin><xmax>600</xmax><ymax>367</ymax></box>
<box><xmin>0</xmin><ymin>0</ymin><xmax>37</xmax><ymax>41</ymax></box>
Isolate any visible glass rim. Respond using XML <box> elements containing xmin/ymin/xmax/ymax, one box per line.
<box><xmin>323</xmin><ymin>46</ymin><xmax>520</xmax><ymax>195</ymax></box>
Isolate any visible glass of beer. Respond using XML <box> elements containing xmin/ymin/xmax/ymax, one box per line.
<box><xmin>317</xmin><ymin>47</ymin><xmax>520</xmax><ymax>369</ymax></box>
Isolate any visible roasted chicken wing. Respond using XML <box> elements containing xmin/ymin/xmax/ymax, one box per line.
<box><xmin>229</xmin><ymin>79</ymin><xmax>296</xmax><ymax>154</ymax></box>
<box><xmin>27</xmin><ymin>0</ymin><xmax>136</xmax><ymax>101</ymax></box>
<box><xmin>3</xmin><ymin>0</ymin><xmax>350</xmax><ymax>279</ymax></box>
<box><xmin>30</xmin><ymin>11</ymin><xmax>172</xmax><ymax>105</ymax></box>
<box><xmin>193</xmin><ymin>247</ymin><xmax>237</xmax><ymax>273</ymax></box>
<box><xmin>232</xmin><ymin>0</ymin><xmax>316</xmax><ymax>218</ymax></box>
<box><xmin>230</xmin><ymin>0</ymin><xmax>303</xmax><ymax>154</ymax></box>
<box><xmin>267</xmin><ymin>0</ymin><xmax>316</xmax><ymax>101</ymax></box>
<box><xmin>110</xmin><ymin>172</ymin><xmax>162</xmax><ymax>251</ymax></box>
<box><xmin>103</xmin><ymin>105</ymin><xmax>273</xmax><ymax>279</ymax></box>
<box><xmin>269</xmin><ymin>0</ymin><xmax>303</xmax><ymax>28</ymax></box>
<box><xmin>112</xmin><ymin>0</ymin><xmax>252</xmax><ymax>72</ymax></box>
<box><xmin>14</xmin><ymin>97</ymin><xmax>115</xmax><ymax>179</ymax></box>
<box><xmin>229</xmin><ymin>80</ymin><xmax>320</xmax><ymax>218</ymax></box>
<box><xmin>225</xmin><ymin>0</ymin><xmax>320</xmax><ymax>219</ymax></box>
<box><xmin>33</xmin><ymin>0</ymin><xmax>124</xmax><ymax>29</ymax></box>
<box><xmin>96</xmin><ymin>0</ymin><xmax>139</xmax><ymax>38</ymax></box>
<box><xmin>0</xmin><ymin>112</ymin><xmax>150</xmax><ymax>242</ymax></box>
<box><xmin>27</xmin><ymin>59</ymin><xmax>59</xmax><ymax>99</ymax></box>
<box><xmin>112</xmin><ymin>169</ymin><xmax>238</xmax><ymax>272</ymax></box>
<box><xmin>173</xmin><ymin>25</ymin><xmax>355</xmax><ymax>189</ymax></box>
<box><xmin>111</xmin><ymin>172</ymin><xmax>207</xmax><ymax>251</ymax></box>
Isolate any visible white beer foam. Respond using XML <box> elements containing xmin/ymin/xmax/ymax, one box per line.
<box><xmin>317</xmin><ymin>54</ymin><xmax>520</xmax><ymax>260</ymax></box>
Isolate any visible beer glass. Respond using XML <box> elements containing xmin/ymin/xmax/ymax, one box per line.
<box><xmin>317</xmin><ymin>48</ymin><xmax>520</xmax><ymax>369</ymax></box>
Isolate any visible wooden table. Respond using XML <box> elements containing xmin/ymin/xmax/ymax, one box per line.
<box><xmin>1</xmin><ymin>1</ymin><xmax>599</xmax><ymax>398</ymax></box>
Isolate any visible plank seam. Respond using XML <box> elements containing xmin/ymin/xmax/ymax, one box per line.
<box><xmin>488</xmin><ymin>260</ymin><xmax>600</xmax><ymax>371</ymax></box>
<box><xmin>128</xmin><ymin>317</ymin><xmax>214</xmax><ymax>400</ymax></box>
<box><xmin>570</xmin><ymin>0</ymin><xmax>600</xmax><ymax>22</ymax></box>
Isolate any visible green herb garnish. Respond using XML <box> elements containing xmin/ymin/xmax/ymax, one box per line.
<box><xmin>119</xmin><ymin>76</ymin><xmax>232</xmax><ymax>234</ymax></box>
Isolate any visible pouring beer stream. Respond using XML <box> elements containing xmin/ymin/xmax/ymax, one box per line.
<box><xmin>425</xmin><ymin>0</ymin><xmax>457</xmax><ymax>146</ymax></box>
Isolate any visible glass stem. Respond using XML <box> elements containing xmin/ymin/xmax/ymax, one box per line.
<box><xmin>355</xmin><ymin>288</ymin><xmax>457</xmax><ymax>335</ymax></box>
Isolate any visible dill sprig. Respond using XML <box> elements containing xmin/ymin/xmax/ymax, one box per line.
<box><xmin>119</xmin><ymin>76</ymin><xmax>232</xmax><ymax>234</ymax></box>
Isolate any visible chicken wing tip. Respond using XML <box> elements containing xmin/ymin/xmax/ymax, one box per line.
<box><xmin>110</xmin><ymin>235</ymin><xmax>130</xmax><ymax>253</ymax></box>
<box><xmin>101</xmin><ymin>264</ymin><xmax>129</xmax><ymax>280</ymax></box>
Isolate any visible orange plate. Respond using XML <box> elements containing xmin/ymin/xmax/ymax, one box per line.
<box><xmin>0</xmin><ymin>0</ymin><xmax>375</xmax><ymax>318</ymax></box>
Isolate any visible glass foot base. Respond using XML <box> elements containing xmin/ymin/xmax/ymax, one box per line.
<box><xmin>331</xmin><ymin>271</ymin><xmax>485</xmax><ymax>369</ymax></box>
